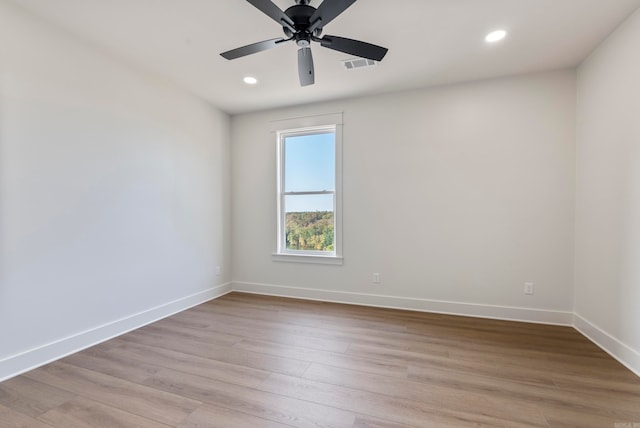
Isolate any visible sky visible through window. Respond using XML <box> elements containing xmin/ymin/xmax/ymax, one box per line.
<box><xmin>285</xmin><ymin>131</ymin><xmax>335</xmax><ymax>213</ymax></box>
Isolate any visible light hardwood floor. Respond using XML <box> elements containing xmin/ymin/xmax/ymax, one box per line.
<box><xmin>1</xmin><ymin>292</ymin><xmax>639</xmax><ymax>427</ymax></box>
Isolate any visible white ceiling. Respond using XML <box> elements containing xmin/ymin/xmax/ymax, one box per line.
<box><xmin>11</xmin><ymin>0</ymin><xmax>640</xmax><ymax>114</ymax></box>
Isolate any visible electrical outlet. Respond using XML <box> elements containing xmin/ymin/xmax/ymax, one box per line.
<box><xmin>373</xmin><ymin>273</ymin><xmax>381</xmax><ymax>284</ymax></box>
<box><xmin>524</xmin><ymin>282</ymin><xmax>534</xmax><ymax>295</ymax></box>
<box><xmin>216</xmin><ymin>266</ymin><xmax>221</xmax><ymax>276</ymax></box>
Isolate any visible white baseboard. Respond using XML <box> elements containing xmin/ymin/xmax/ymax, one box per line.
<box><xmin>232</xmin><ymin>281</ymin><xmax>573</xmax><ymax>326</ymax></box>
<box><xmin>0</xmin><ymin>283</ymin><xmax>232</xmax><ymax>382</ymax></box>
<box><xmin>573</xmin><ymin>313</ymin><xmax>640</xmax><ymax>378</ymax></box>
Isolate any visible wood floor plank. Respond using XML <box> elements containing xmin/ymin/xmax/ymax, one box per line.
<box><xmin>24</xmin><ymin>362</ymin><xmax>201</xmax><ymax>426</ymax></box>
<box><xmin>352</xmin><ymin>417</ymin><xmax>418</xmax><ymax>428</ymax></box>
<box><xmin>205</xmin><ymin>305</ymin><xmax>418</xmax><ymax>353</ymax></box>
<box><xmin>2</xmin><ymin>292</ymin><xmax>638</xmax><ymax>428</ymax></box>
<box><xmin>61</xmin><ymin>346</ymin><xmax>161</xmax><ymax>384</ymax></box>
<box><xmin>449</xmin><ymin>347</ymin><xmax>637</xmax><ymax>383</ymax></box>
<box><xmin>137</xmin><ymin>321</ymin><xmax>244</xmax><ymax>348</ymax></box>
<box><xmin>143</xmin><ymin>368</ymin><xmax>357</xmax><ymax>428</ymax></box>
<box><xmin>38</xmin><ymin>397</ymin><xmax>172</xmax><ymax>428</ymax></box>
<box><xmin>218</xmin><ymin>294</ymin><xmax>409</xmax><ymax>333</ymax></box>
<box><xmin>102</xmin><ymin>339</ymin><xmax>272</xmax><ymax>388</ymax></box>
<box><xmin>177</xmin><ymin>404</ymin><xmax>296</xmax><ymax>428</ymax></box>
<box><xmin>0</xmin><ymin>403</ymin><xmax>55</xmax><ymax>428</ymax></box>
<box><xmin>408</xmin><ymin>364</ymin><xmax>640</xmax><ymax>421</ymax></box>
<box><xmin>118</xmin><ymin>327</ymin><xmax>312</xmax><ymax>377</ymax></box>
<box><xmin>235</xmin><ymin>339</ymin><xmax>409</xmax><ymax>378</ymax></box>
<box><xmin>405</xmin><ymin>330</ymin><xmax>602</xmax><ymax>362</ymax></box>
<box><xmin>259</xmin><ymin>372</ymin><xmax>514</xmax><ymax>427</ymax></box>
<box><xmin>176</xmin><ymin>310</ymin><xmax>354</xmax><ymax>353</ymax></box>
<box><xmin>404</xmin><ymin>345</ymin><xmax>556</xmax><ymax>388</ymax></box>
<box><xmin>346</xmin><ymin>342</ymin><xmax>450</xmax><ymax>366</ymax></box>
<box><xmin>551</xmin><ymin>371</ymin><xmax>640</xmax><ymax>396</ymax></box>
<box><xmin>301</xmin><ymin>363</ymin><xmax>548</xmax><ymax>427</ymax></box>
<box><xmin>0</xmin><ymin>375</ymin><xmax>76</xmax><ymax>418</ymax></box>
<box><xmin>539</xmin><ymin>405</ymin><xmax>631</xmax><ymax>428</ymax></box>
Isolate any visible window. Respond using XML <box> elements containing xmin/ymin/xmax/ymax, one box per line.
<box><xmin>273</xmin><ymin>115</ymin><xmax>342</xmax><ymax>264</ymax></box>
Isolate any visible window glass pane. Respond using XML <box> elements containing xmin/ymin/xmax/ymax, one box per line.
<box><xmin>284</xmin><ymin>132</ymin><xmax>335</xmax><ymax>192</ymax></box>
<box><xmin>285</xmin><ymin>194</ymin><xmax>334</xmax><ymax>252</ymax></box>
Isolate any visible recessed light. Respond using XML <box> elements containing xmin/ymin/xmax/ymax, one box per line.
<box><xmin>243</xmin><ymin>76</ymin><xmax>258</xmax><ymax>85</ymax></box>
<box><xmin>485</xmin><ymin>30</ymin><xmax>507</xmax><ymax>43</ymax></box>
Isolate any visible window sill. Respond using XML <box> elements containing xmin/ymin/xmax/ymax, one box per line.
<box><xmin>272</xmin><ymin>253</ymin><xmax>344</xmax><ymax>265</ymax></box>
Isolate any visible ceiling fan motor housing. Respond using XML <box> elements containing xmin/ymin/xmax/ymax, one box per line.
<box><xmin>283</xmin><ymin>4</ymin><xmax>321</xmax><ymax>44</ymax></box>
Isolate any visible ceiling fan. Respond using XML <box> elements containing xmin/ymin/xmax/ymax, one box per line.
<box><xmin>220</xmin><ymin>0</ymin><xmax>388</xmax><ymax>86</ymax></box>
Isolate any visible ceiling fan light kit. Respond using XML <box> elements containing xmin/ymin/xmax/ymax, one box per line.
<box><xmin>221</xmin><ymin>0</ymin><xmax>388</xmax><ymax>86</ymax></box>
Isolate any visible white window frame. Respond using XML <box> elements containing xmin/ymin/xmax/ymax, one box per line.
<box><xmin>271</xmin><ymin>114</ymin><xmax>343</xmax><ymax>265</ymax></box>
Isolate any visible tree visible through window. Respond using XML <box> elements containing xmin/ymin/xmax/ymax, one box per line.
<box><xmin>277</xmin><ymin>126</ymin><xmax>338</xmax><ymax>256</ymax></box>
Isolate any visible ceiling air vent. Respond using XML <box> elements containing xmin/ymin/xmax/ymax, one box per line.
<box><xmin>342</xmin><ymin>58</ymin><xmax>377</xmax><ymax>70</ymax></box>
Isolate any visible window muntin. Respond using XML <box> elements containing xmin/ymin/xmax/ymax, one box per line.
<box><xmin>277</xmin><ymin>126</ymin><xmax>339</xmax><ymax>257</ymax></box>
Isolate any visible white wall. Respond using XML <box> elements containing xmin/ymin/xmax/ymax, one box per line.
<box><xmin>574</xmin><ymin>8</ymin><xmax>640</xmax><ymax>374</ymax></box>
<box><xmin>231</xmin><ymin>70</ymin><xmax>576</xmax><ymax>323</ymax></box>
<box><xmin>0</xmin><ymin>1</ymin><xmax>231</xmax><ymax>379</ymax></box>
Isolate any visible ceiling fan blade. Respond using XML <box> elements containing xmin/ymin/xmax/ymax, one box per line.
<box><xmin>309</xmin><ymin>0</ymin><xmax>357</xmax><ymax>31</ymax></box>
<box><xmin>246</xmin><ymin>0</ymin><xmax>295</xmax><ymax>30</ymax></box>
<box><xmin>320</xmin><ymin>35</ymin><xmax>388</xmax><ymax>61</ymax></box>
<box><xmin>221</xmin><ymin>38</ymin><xmax>287</xmax><ymax>60</ymax></box>
<box><xmin>298</xmin><ymin>47</ymin><xmax>315</xmax><ymax>86</ymax></box>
